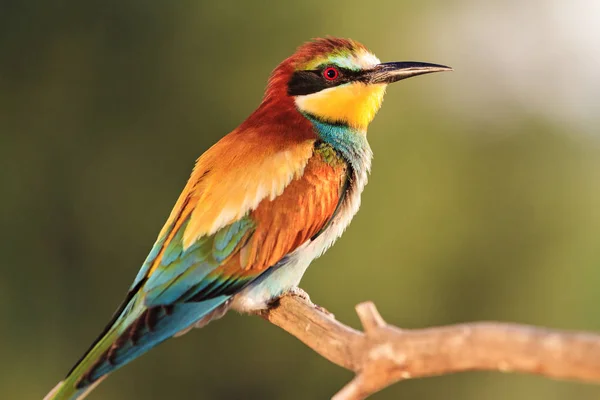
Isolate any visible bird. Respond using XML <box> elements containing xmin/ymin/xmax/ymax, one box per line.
<box><xmin>44</xmin><ymin>37</ymin><xmax>451</xmax><ymax>400</ymax></box>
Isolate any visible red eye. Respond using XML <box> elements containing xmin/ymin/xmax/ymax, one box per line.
<box><xmin>323</xmin><ymin>67</ymin><xmax>339</xmax><ymax>81</ymax></box>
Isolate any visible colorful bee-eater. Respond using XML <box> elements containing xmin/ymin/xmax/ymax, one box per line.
<box><xmin>44</xmin><ymin>37</ymin><xmax>451</xmax><ymax>400</ymax></box>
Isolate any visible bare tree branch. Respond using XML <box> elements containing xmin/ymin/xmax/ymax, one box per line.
<box><xmin>258</xmin><ymin>292</ymin><xmax>600</xmax><ymax>400</ymax></box>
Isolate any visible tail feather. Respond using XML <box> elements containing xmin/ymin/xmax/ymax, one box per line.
<box><xmin>43</xmin><ymin>377</ymin><xmax>106</xmax><ymax>400</ymax></box>
<box><xmin>44</xmin><ymin>297</ymin><xmax>230</xmax><ymax>400</ymax></box>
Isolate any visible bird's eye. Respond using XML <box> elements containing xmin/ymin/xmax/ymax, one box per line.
<box><xmin>323</xmin><ymin>67</ymin><xmax>339</xmax><ymax>81</ymax></box>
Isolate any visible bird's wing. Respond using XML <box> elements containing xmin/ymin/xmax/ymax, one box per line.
<box><xmin>133</xmin><ymin>127</ymin><xmax>316</xmax><ymax>291</ymax></box>
<box><xmin>139</xmin><ymin>136</ymin><xmax>349</xmax><ymax>306</ymax></box>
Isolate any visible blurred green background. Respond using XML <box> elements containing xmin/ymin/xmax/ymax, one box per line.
<box><xmin>2</xmin><ymin>0</ymin><xmax>600</xmax><ymax>399</ymax></box>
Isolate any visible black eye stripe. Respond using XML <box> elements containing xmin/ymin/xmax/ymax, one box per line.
<box><xmin>287</xmin><ymin>67</ymin><xmax>367</xmax><ymax>96</ymax></box>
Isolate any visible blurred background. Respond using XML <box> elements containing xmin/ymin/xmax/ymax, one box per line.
<box><xmin>2</xmin><ymin>0</ymin><xmax>600</xmax><ymax>399</ymax></box>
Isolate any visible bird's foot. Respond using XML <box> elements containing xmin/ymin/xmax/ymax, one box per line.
<box><xmin>287</xmin><ymin>286</ymin><xmax>312</xmax><ymax>302</ymax></box>
<box><xmin>286</xmin><ymin>287</ymin><xmax>335</xmax><ymax>318</ymax></box>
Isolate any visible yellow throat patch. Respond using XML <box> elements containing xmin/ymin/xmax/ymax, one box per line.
<box><xmin>294</xmin><ymin>82</ymin><xmax>387</xmax><ymax>131</ymax></box>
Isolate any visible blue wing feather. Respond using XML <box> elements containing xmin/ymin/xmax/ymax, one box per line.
<box><xmin>144</xmin><ymin>218</ymin><xmax>254</xmax><ymax>304</ymax></box>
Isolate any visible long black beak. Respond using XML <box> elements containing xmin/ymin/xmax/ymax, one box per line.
<box><xmin>367</xmin><ymin>61</ymin><xmax>452</xmax><ymax>84</ymax></box>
